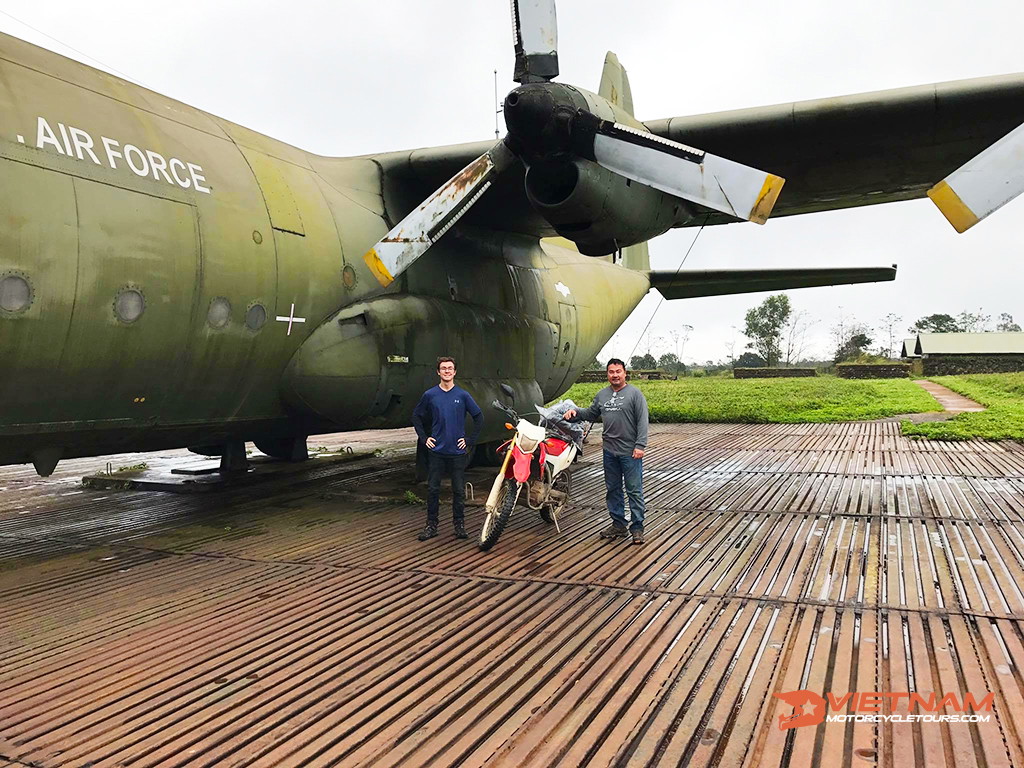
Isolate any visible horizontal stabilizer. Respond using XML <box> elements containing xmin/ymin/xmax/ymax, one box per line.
<box><xmin>650</xmin><ymin>266</ymin><xmax>896</xmax><ymax>300</ymax></box>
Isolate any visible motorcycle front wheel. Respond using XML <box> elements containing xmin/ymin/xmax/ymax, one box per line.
<box><xmin>479</xmin><ymin>478</ymin><xmax>519</xmax><ymax>551</ymax></box>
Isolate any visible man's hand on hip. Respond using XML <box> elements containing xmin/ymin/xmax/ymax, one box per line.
<box><xmin>457</xmin><ymin>438</ymin><xmax>467</xmax><ymax>450</ymax></box>
<box><xmin>425</xmin><ymin>437</ymin><xmax>436</xmax><ymax>449</ymax></box>
<box><xmin>632</xmin><ymin>448</ymin><xmax>645</xmax><ymax>459</ymax></box>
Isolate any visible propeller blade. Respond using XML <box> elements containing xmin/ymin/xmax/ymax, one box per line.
<box><xmin>575</xmin><ymin>115</ymin><xmax>784</xmax><ymax>224</ymax></box>
<box><xmin>511</xmin><ymin>0</ymin><xmax>558</xmax><ymax>84</ymax></box>
<box><xmin>362</xmin><ymin>141</ymin><xmax>515</xmax><ymax>287</ymax></box>
<box><xmin>928</xmin><ymin>121</ymin><xmax>1024</xmax><ymax>233</ymax></box>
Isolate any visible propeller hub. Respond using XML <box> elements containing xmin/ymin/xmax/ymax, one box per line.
<box><xmin>504</xmin><ymin>83</ymin><xmax>577</xmax><ymax>157</ymax></box>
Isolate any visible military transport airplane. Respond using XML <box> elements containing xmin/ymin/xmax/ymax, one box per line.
<box><xmin>2</xmin><ymin>1</ymin><xmax>1024</xmax><ymax>477</ymax></box>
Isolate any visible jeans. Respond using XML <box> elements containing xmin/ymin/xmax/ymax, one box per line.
<box><xmin>427</xmin><ymin>451</ymin><xmax>466</xmax><ymax>526</ymax></box>
<box><xmin>603</xmin><ymin>449</ymin><xmax>645</xmax><ymax>531</ymax></box>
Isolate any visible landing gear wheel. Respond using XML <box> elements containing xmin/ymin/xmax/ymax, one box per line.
<box><xmin>254</xmin><ymin>436</ymin><xmax>308</xmax><ymax>462</ymax></box>
<box><xmin>540</xmin><ymin>471</ymin><xmax>571</xmax><ymax>526</ymax></box>
<box><xmin>479</xmin><ymin>479</ymin><xmax>518</xmax><ymax>552</ymax></box>
<box><xmin>470</xmin><ymin>440</ymin><xmax>505</xmax><ymax>468</ymax></box>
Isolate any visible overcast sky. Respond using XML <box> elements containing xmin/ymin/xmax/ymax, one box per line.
<box><xmin>3</xmin><ymin>0</ymin><xmax>1022</xmax><ymax>364</ymax></box>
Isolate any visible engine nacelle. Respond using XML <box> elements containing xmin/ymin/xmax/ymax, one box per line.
<box><xmin>524</xmin><ymin>158</ymin><xmax>693</xmax><ymax>255</ymax></box>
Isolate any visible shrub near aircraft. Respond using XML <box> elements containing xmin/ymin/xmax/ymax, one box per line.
<box><xmin>2</xmin><ymin>1</ymin><xmax>1024</xmax><ymax>477</ymax></box>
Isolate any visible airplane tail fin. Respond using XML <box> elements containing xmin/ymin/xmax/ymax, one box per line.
<box><xmin>598</xmin><ymin>51</ymin><xmax>634</xmax><ymax>116</ymax></box>
<box><xmin>598</xmin><ymin>52</ymin><xmax>648</xmax><ymax>270</ymax></box>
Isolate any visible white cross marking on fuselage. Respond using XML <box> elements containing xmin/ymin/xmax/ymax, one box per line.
<box><xmin>275</xmin><ymin>303</ymin><xmax>306</xmax><ymax>335</ymax></box>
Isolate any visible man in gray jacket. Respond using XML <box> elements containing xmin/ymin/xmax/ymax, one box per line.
<box><xmin>565</xmin><ymin>358</ymin><xmax>649</xmax><ymax>544</ymax></box>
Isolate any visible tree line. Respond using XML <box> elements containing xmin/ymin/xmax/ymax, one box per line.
<box><xmin>589</xmin><ymin>298</ymin><xmax>1021</xmax><ymax>373</ymax></box>
<box><xmin>742</xmin><ymin>296</ymin><xmax>1021</xmax><ymax>368</ymax></box>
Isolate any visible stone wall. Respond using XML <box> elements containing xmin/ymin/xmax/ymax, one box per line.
<box><xmin>733</xmin><ymin>368</ymin><xmax>816</xmax><ymax>378</ymax></box>
<box><xmin>575</xmin><ymin>370</ymin><xmax>676</xmax><ymax>383</ymax></box>
<box><xmin>836</xmin><ymin>364</ymin><xmax>911</xmax><ymax>379</ymax></box>
<box><xmin>922</xmin><ymin>354</ymin><xmax>1024</xmax><ymax>376</ymax></box>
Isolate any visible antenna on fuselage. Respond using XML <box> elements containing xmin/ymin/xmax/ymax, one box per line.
<box><xmin>494</xmin><ymin>69</ymin><xmax>500</xmax><ymax>139</ymax></box>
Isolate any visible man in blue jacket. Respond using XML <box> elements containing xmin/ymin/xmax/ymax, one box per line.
<box><xmin>412</xmin><ymin>356</ymin><xmax>483</xmax><ymax>541</ymax></box>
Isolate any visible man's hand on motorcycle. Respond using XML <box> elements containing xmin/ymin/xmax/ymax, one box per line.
<box><xmin>564</xmin><ymin>409</ymin><xmax>577</xmax><ymax>420</ymax></box>
<box><xmin>633</xmin><ymin>448</ymin><xmax>645</xmax><ymax>459</ymax></box>
<box><xmin>425</xmin><ymin>437</ymin><xmax>436</xmax><ymax>449</ymax></box>
<box><xmin>457</xmin><ymin>438</ymin><xmax>467</xmax><ymax>450</ymax></box>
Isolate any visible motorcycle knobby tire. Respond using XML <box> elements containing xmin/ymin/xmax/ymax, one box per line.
<box><xmin>479</xmin><ymin>478</ymin><xmax>519</xmax><ymax>551</ymax></box>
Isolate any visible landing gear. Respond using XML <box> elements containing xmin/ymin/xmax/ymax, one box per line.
<box><xmin>470</xmin><ymin>440</ymin><xmax>506</xmax><ymax>468</ymax></box>
<box><xmin>254</xmin><ymin>435</ymin><xmax>308</xmax><ymax>462</ymax></box>
<box><xmin>219</xmin><ymin>441</ymin><xmax>249</xmax><ymax>474</ymax></box>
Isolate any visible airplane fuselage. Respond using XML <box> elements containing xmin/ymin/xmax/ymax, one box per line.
<box><xmin>0</xmin><ymin>33</ymin><xmax>649</xmax><ymax>471</ymax></box>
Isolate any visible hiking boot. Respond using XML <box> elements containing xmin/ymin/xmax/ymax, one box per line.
<box><xmin>631</xmin><ymin>528</ymin><xmax>646</xmax><ymax>545</ymax></box>
<box><xmin>417</xmin><ymin>524</ymin><xmax>439</xmax><ymax>541</ymax></box>
<box><xmin>454</xmin><ymin>522</ymin><xmax>468</xmax><ymax>539</ymax></box>
<box><xmin>600</xmin><ymin>522</ymin><xmax>628</xmax><ymax>539</ymax></box>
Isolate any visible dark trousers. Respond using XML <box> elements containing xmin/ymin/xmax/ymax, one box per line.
<box><xmin>427</xmin><ymin>451</ymin><xmax>466</xmax><ymax>526</ymax></box>
<box><xmin>603</xmin><ymin>449</ymin><xmax>646</xmax><ymax>531</ymax></box>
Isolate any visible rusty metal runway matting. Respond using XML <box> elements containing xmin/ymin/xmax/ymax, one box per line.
<box><xmin>2</xmin><ymin>422</ymin><xmax>1024</xmax><ymax>767</ymax></box>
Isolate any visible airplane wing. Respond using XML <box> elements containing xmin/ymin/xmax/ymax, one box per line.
<box><xmin>370</xmin><ymin>141</ymin><xmax>556</xmax><ymax>238</ymax></box>
<box><xmin>649</xmin><ymin>266</ymin><xmax>897</xmax><ymax>299</ymax></box>
<box><xmin>371</xmin><ymin>73</ymin><xmax>1024</xmax><ymax>232</ymax></box>
<box><xmin>644</xmin><ymin>74</ymin><xmax>1024</xmax><ymax>224</ymax></box>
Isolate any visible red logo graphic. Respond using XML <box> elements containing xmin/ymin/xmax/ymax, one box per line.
<box><xmin>773</xmin><ymin>690</ymin><xmax>827</xmax><ymax>730</ymax></box>
<box><xmin>772</xmin><ymin>690</ymin><xmax>995</xmax><ymax>729</ymax></box>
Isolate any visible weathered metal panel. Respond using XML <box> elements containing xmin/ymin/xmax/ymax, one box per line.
<box><xmin>0</xmin><ymin>159</ymin><xmax>77</xmax><ymax>428</ymax></box>
<box><xmin>59</xmin><ymin>180</ymin><xmax>199</xmax><ymax>425</ymax></box>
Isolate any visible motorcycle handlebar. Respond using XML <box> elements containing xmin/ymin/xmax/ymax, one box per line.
<box><xmin>491</xmin><ymin>400</ymin><xmax>518</xmax><ymax>420</ymax></box>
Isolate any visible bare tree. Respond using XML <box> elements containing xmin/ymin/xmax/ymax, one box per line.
<box><xmin>998</xmin><ymin>313</ymin><xmax>1022</xmax><ymax>332</ymax></box>
<box><xmin>831</xmin><ymin>310</ymin><xmax>873</xmax><ymax>363</ymax></box>
<box><xmin>879</xmin><ymin>312</ymin><xmax>903</xmax><ymax>358</ymax></box>
<box><xmin>724</xmin><ymin>325</ymin><xmax>739</xmax><ymax>364</ymax></box>
<box><xmin>784</xmin><ymin>310</ymin><xmax>815</xmax><ymax>366</ymax></box>
<box><xmin>957</xmin><ymin>308</ymin><xmax>991</xmax><ymax>333</ymax></box>
<box><xmin>831</xmin><ymin>307</ymin><xmax>848</xmax><ymax>357</ymax></box>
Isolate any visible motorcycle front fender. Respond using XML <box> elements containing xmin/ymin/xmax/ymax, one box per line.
<box><xmin>510</xmin><ymin>445</ymin><xmax>534</xmax><ymax>483</ymax></box>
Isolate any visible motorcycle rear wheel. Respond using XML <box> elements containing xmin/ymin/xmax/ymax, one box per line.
<box><xmin>479</xmin><ymin>478</ymin><xmax>518</xmax><ymax>551</ymax></box>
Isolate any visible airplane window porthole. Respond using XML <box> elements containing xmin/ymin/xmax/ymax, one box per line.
<box><xmin>208</xmin><ymin>297</ymin><xmax>232</xmax><ymax>329</ymax></box>
<box><xmin>0</xmin><ymin>274</ymin><xmax>31</xmax><ymax>313</ymax></box>
<box><xmin>245</xmin><ymin>303</ymin><xmax>267</xmax><ymax>331</ymax></box>
<box><xmin>115</xmin><ymin>288</ymin><xmax>145</xmax><ymax>323</ymax></box>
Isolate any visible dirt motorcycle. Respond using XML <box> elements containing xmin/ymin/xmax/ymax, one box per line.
<box><xmin>479</xmin><ymin>395</ymin><xmax>583</xmax><ymax>551</ymax></box>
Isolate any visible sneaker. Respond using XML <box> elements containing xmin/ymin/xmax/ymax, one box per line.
<box><xmin>631</xmin><ymin>528</ymin><xmax>645</xmax><ymax>545</ymax></box>
<box><xmin>417</xmin><ymin>525</ymin><xmax>439</xmax><ymax>541</ymax></box>
<box><xmin>600</xmin><ymin>523</ymin><xmax>628</xmax><ymax>539</ymax></box>
<box><xmin>454</xmin><ymin>522</ymin><xmax>468</xmax><ymax>539</ymax></box>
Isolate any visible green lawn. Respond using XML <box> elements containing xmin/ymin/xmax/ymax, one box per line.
<box><xmin>901</xmin><ymin>373</ymin><xmax>1024</xmax><ymax>440</ymax></box>
<box><xmin>562</xmin><ymin>376</ymin><xmax>942</xmax><ymax>424</ymax></box>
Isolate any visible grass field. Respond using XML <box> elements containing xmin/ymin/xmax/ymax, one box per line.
<box><xmin>901</xmin><ymin>373</ymin><xmax>1024</xmax><ymax>440</ymax></box>
<box><xmin>562</xmin><ymin>376</ymin><xmax>942</xmax><ymax>424</ymax></box>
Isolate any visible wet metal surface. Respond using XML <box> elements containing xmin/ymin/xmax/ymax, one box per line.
<box><xmin>1</xmin><ymin>422</ymin><xmax>1024</xmax><ymax>767</ymax></box>
<box><xmin>915</xmin><ymin>380</ymin><xmax>987</xmax><ymax>413</ymax></box>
